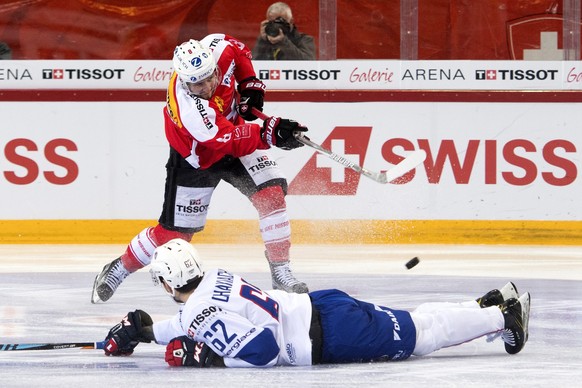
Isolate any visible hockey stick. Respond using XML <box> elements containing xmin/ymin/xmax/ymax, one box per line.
<box><xmin>0</xmin><ymin>341</ymin><xmax>106</xmax><ymax>351</ymax></box>
<box><xmin>251</xmin><ymin>108</ymin><xmax>426</xmax><ymax>184</ymax></box>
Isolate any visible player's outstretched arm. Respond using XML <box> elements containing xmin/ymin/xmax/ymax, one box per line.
<box><xmin>165</xmin><ymin>336</ymin><xmax>225</xmax><ymax>367</ymax></box>
<box><xmin>103</xmin><ymin>310</ymin><xmax>154</xmax><ymax>356</ymax></box>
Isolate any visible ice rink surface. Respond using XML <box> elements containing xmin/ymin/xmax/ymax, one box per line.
<box><xmin>0</xmin><ymin>243</ymin><xmax>581</xmax><ymax>387</ymax></box>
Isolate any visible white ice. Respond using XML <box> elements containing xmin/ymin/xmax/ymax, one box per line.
<box><xmin>1</xmin><ymin>244</ymin><xmax>581</xmax><ymax>387</ymax></box>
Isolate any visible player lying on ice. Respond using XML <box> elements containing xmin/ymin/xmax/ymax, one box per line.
<box><xmin>102</xmin><ymin>239</ymin><xmax>531</xmax><ymax>367</ymax></box>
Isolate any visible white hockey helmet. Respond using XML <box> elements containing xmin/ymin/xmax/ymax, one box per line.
<box><xmin>172</xmin><ymin>39</ymin><xmax>216</xmax><ymax>83</ymax></box>
<box><xmin>149</xmin><ymin>239</ymin><xmax>204</xmax><ymax>292</ymax></box>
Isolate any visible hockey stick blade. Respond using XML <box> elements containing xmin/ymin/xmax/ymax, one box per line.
<box><xmin>383</xmin><ymin>149</ymin><xmax>427</xmax><ymax>183</ymax></box>
<box><xmin>0</xmin><ymin>341</ymin><xmax>106</xmax><ymax>351</ymax></box>
<box><xmin>250</xmin><ymin>108</ymin><xmax>426</xmax><ymax>184</ymax></box>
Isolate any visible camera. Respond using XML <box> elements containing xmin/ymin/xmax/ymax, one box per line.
<box><xmin>265</xmin><ymin>17</ymin><xmax>291</xmax><ymax>37</ymax></box>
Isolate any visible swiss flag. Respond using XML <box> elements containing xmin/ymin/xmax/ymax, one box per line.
<box><xmin>288</xmin><ymin>126</ymin><xmax>372</xmax><ymax>195</ymax></box>
<box><xmin>506</xmin><ymin>15</ymin><xmax>567</xmax><ymax>59</ymax></box>
<box><xmin>270</xmin><ymin>70</ymin><xmax>280</xmax><ymax>80</ymax></box>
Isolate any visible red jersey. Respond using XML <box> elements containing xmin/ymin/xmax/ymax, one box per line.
<box><xmin>164</xmin><ymin>33</ymin><xmax>267</xmax><ymax>169</ymax></box>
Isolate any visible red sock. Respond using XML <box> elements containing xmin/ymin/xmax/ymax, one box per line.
<box><xmin>121</xmin><ymin>224</ymin><xmax>194</xmax><ymax>272</ymax></box>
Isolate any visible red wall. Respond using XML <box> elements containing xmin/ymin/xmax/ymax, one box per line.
<box><xmin>0</xmin><ymin>0</ymin><xmax>570</xmax><ymax>60</ymax></box>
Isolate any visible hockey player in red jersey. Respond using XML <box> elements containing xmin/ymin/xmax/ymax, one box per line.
<box><xmin>91</xmin><ymin>34</ymin><xmax>309</xmax><ymax>303</ymax></box>
<box><xmin>102</xmin><ymin>239</ymin><xmax>531</xmax><ymax>367</ymax></box>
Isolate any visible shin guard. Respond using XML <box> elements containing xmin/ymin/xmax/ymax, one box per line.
<box><xmin>121</xmin><ymin>225</ymin><xmax>194</xmax><ymax>272</ymax></box>
<box><xmin>251</xmin><ymin>186</ymin><xmax>291</xmax><ymax>263</ymax></box>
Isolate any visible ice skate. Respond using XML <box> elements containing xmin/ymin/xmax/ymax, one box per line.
<box><xmin>498</xmin><ymin>292</ymin><xmax>530</xmax><ymax>354</ymax></box>
<box><xmin>91</xmin><ymin>257</ymin><xmax>130</xmax><ymax>303</ymax></box>
<box><xmin>477</xmin><ymin>282</ymin><xmax>519</xmax><ymax>308</ymax></box>
<box><xmin>269</xmin><ymin>261</ymin><xmax>309</xmax><ymax>294</ymax></box>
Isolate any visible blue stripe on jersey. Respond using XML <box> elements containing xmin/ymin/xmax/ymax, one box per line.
<box><xmin>234</xmin><ymin>329</ymin><xmax>279</xmax><ymax>366</ymax></box>
<box><xmin>309</xmin><ymin>289</ymin><xmax>417</xmax><ymax>363</ymax></box>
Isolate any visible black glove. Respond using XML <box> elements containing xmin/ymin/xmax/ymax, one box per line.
<box><xmin>237</xmin><ymin>77</ymin><xmax>266</xmax><ymax>121</ymax></box>
<box><xmin>104</xmin><ymin>310</ymin><xmax>153</xmax><ymax>356</ymax></box>
<box><xmin>261</xmin><ymin>116</ymin><xmax>308</xmax><ymax>150</ymax></box>
<box><xmin>165</xmin><ymin>336</ymin><xmax>224</xmax><ymax>367</ymax></box>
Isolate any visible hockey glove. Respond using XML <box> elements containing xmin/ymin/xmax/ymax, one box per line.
<box><xmin>104</xmin><ymin>309</ymin><xmax>153</xmax><ymax>356</ymax></box>
<box><xmin>237</xmin><ymin>77</ymin><xmax>266</xmax><ymax>121</ymax></box>
<box><xmin>165</xmin><ymin>336</ymin><xmax>224</xmax><ymax>367</ymax></box>
<box><xmin>261</xmin><ymin>116</ymin><xmax>308</xmax><ymax>150</ymax></box>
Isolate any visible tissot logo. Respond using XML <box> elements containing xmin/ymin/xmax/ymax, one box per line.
<box><xmin>258</xmin><ymin>69</ymin><xmax>340</xmax><ymax>81</ymax></box>
<box><xmin>248</xmin><ymin>154</ymin><xmax>277</xmax><ymax>173</ymax></box>
<box><xmin>43</xmin><ymin>69</ymin><xmax>64</xmax><ymax>79</ymax></box>
<box><xmin>41</xmin><ymin>68</ymin><xmax>125</xmax><ymax>80</ymax></box>
<box><xmin>476</xmin><ymin>70</ymin><xmax>497</xmax><ymax>80</ymax></box>
<box><xmin>259</xmin><ymin>69</ymin><xmax>280</xmax><ymax>80</ymax></box>
<box><xmin>475</xmin><ymin>69</ymin><xmax>558</xmax><ymax>81</ymax></box>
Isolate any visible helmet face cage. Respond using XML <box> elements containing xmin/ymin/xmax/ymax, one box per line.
<box><xmin>172</xmin><ymin>39</ymin><xmax>216</xmax><ymax>84</ymax></box>
<box><xmin>149</xmin><ymin>239</ymin><xmax>204</xmax><ymax>293</ymax></box>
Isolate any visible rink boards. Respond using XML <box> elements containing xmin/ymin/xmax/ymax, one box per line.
<box><xmin>1</xmin><ymin>61</ymin><xmax>581</xmax><ymax>245</ymax></box>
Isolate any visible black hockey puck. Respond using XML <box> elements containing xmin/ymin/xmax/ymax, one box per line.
<box><xmin>405</xmin><ymin>257</ymin><xmax>420</xmax><ymax>269</ymax></box>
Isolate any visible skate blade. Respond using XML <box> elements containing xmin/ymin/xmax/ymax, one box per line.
<box><xmin>90</xmin><ymin>275</ymin><xmax>103</xmax><ymax>304</ymax></box>
<box><xmin>519</xmin><ymin>292</ymin><xmax>531</xmax><ymax>342</ymax></box>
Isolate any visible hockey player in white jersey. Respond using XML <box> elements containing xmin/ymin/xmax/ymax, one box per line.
<box><xmin>102</xmin><ymin>239</ymin><xmax>531</xmax><ymax>367</ymax></box>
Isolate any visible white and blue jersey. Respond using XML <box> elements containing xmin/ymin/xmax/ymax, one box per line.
<box><xmin>153</xmin><ymin>268</ymin><xmax>313</xmax><ymax>367</ymax></box>
<box><xmin>152</xmin><ymin>269</ymin><xmax>417</xmax><ymax>367</ymax></box>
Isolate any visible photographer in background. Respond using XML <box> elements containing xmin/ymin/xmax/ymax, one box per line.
<box><xmin>0</xmin><ymin>42</ymin><xmax>12</xmax><ymax>59</ymax></box>
<box><xmin>252</xmin><ymin>2</ymin><xmax>316</xmax><ymax>60</ymax></box>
